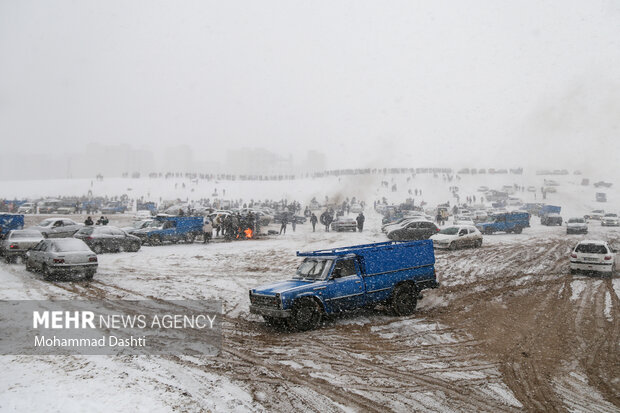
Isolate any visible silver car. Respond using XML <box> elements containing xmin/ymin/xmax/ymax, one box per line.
<box><xmin>30</xmin><ymin>218</ymin><xmax>83</xmax><ymax>238</ymax></box>
<box><xmin>0</xmin><ymin>230</ymin><xmax>44</xmax><ymax>263</ymax></box>
<box><xmin>25</xmin><ymin>238</ymin><xmax>98</xmax><ymax>280</ymax></box>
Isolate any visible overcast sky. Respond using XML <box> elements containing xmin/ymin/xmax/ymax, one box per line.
<box><xmin>1</xmin><ymin>0</ymin><xmax>619</xmax><ymax>173</ymax></box>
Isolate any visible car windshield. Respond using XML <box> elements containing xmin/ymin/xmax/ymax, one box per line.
<box><xmin>294</xmin><ymin>259</ymin><xmax>332</xmax><ymax>281</ymax></box>
<box><xmin>439</xmin><ymin>227</ymin><xmax>459</xmax><ymax>235</ymax></box>
<box><xmin>568</xmin><ymin>218</ymin><xmax>585</xmax><ymax>223</ymax></box>
<box><xmin>148</xmin><ymin>220</ymin><xmax>164</xmax><ymax>228</ymax></box>
<box><xmin>575</xmin><ymin>244</ymin><xmax>608</xmax><ymax>254</ymax></box>
<box><xmin>38</xmin><ymin>219</ymin><xmax>55</xmax><ymax>227</ymax></box>
<box><xmin>605</xmin><ymin>214</ymin><xmax>617</xmax><ymax>217</ymax></box>
<box><xmin>10</xmin><ymin>231</ymin><xmax>42</xmax><ymax>239</ymax></box>
<box><xmin>51</xmin><ymin>239</ymin><xmax>91</xmax><ymax>252</ymax></box>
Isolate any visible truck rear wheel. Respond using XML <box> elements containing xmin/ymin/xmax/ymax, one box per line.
<box><xmin>290</xmin><ymin>298</ymin><xmax>322</xmax><ymax>331</ymax></box>
<box><xmin>513</xmin><ymin>226</ymin><xmax>523</xmax><ymax>234</ymax></box>
<box><xmin>185</xmin><ymin>233</ymin><xmax>195</xmax><ymax>243</ymax></box>
<box><xmin>391</xmin><ymin>285</ymin><xmax>417</xmax><ymax>316</ymax></box>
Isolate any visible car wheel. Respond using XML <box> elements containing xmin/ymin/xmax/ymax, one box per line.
<box><xmin>93</xmin><ymin>244</ymin><xmax>103</xmax><ymax>254</ymax></box>
<box><xmin>130</xmin><ymin>242</ymin><xmax>141</xmax><ymax>252</ymax></box>
<box><xmin>150</xmin><ymin>235</ymin><xmax>162</xmax><ymax>246</ymax></box>
<box><xmin>290</xmin><ymin>298</ymin><xmax>322</xmax><ymax>331</ymax></box>
<box><xmin>391</xmin><ymin>284</ymin><xmax>417</xmax><ymax>316</ymax></box>
<box><xmin>449</xmin><ymin>242</ymin><xmax>457</xmax><ymax>251</ymax></box>
<box><xmin>513</xmin><ymin>227</ymin><xmax>523</xmax><ymax>234</ymax></box>
<box><xmin>84</xmin><ymin>270</ymin><xmax>95</xmax><ymax>280</ymax></box>
<box><xmin>475</xmin><ymin>239</ymin><xmax>482</xmax><ymax>248</ymax></box>
<box><xmin>42</xmin><ymin>264</ymin><xmax>53</xmax><ymax>280</ymax></box>
<box><xmin>185</xmin><ymin>233</ymin><xmax>195</xmax><ymax>244</ymax></box>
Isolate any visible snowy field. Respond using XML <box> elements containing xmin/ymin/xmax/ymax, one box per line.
<box><xmin>1</xmin><ymin>171</ymin><xmax>620</xmax><ymax>412</ymax></box>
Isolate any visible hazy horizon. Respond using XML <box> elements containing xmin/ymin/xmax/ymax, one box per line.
<box><xmin>1</xmin><ymin>1</ymin><xmax>619</xmax><ymax>179</ymax></box>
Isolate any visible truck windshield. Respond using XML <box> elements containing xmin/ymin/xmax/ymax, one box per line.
<box><xmin>294</xmin><ymin>259</ymin><xmax>332</xmax><ymax>281</ymax></box>
<box><xmin>148</xmin><ymin>221</ymin><xmax>164</xmax><ymax>228</ymax></box>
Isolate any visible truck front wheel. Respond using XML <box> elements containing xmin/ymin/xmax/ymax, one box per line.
<box><xmin>290</xmin><ymin>298</ymin><xmax>322</xmax><ymax>331</ymax></box>
<box><xmin>391</xmin><ymin>285</ymin><xmax>417</xmax><ymax>316</ymax></box>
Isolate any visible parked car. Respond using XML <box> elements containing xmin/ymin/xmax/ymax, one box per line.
<box><xmin>541</xmin><ymin>213</ymin><xmax>563</xmax><ymax>226</ymax></box>
<box><xmin>0</xmin><ymin>230</ymin><xmax>44</xmax><ymax>262</ymax></box>
<box><xmin>566</xmin><ymin>218</ymin><xmax>588</xmax><ymax>234</ymax></box>
<box><xmin>349</xmin><ymin>203</ymin><xmax>363</xmax><ymax>213</ymax></box>
<box><xmin>430</xmin><ymin>225</ymin><xmax>483</xmax><ymax>250</ymax></box>
<box><xmin>74</xmin><ymin>226</ymin><xmax>141</xmax><ymax>253</ymax></box>
<box><xmin>274</xmin><ymin>212</ymin><xmax>306</xmax><ymax>224</ymax></box>
<box><xmin>29</xmin><ymin>218</ymin><xmax>83</xmax><ymax>238</ymax></box>
<box><xmin>473</xmin><ymin>210</ymin><xmax>488</xmax><ymax>223</ymax></box>
<box><xmin>387</xmin><ymin>220</ymin><xmax>440</xmax><ymax>241</ymax></box>
<box><xmin>38</xmin><ymin>199</ymin><xmax>62</xmax><ymax>214</ymax></box>
<box><xmin>453</xmin><ymin>215</ymin><xmax>475</xmax><ymax>225</ymax></box>
<box><xmin>249</xmin><ymin>240</ymin><xmax>439</xmax><ymax>330</ymax></box>
<box><xmin>596</xmin><ymin>193</ymin><xmax>607</xmax><ymax>202</ymax></box>
<box><xmin>601</xmin><ymin>213</ymin><xmax>619</xmax><ymax>227</ymax></box>
<box><xmin>17</xmin><ymin>202</ymin><xmax>36</xmax><ymax>214</ymax></box>
<box><xmin>331</xmin><ymin>216</ymin><xmax>357</xmax><ymax>232</ymax></box>
<box><xmin>585</xmin><ymin>210</ymin><xmax>605</xmax><ymax>221</ymax></box>
<box><xmin>134</xmin><ymin>210</ymin><xmax>153</xmax><ymax>220</ymax></box>
<box><xmin>569</xmin><ymin>240</ymin><xmax>616</xmax><ymax>276</ymax></box>
<box><xmin>25</xmin><ymin>238</ymin><xmax>98</xmax><ymax>280</ymax></box>
<box><xmin>382</xmin><ymin>217</ymin><xmax>418</xmax><ymax>233</ymax></box>
<box><xmin>477</xmin><ymin>186</ymin><xmax>489</xmax><ymax>192</ymax></box>
<box><xmin>123</xmin><ymin>219</ymin><xmax>153</xmax><ymax>235</ymax></box>
<box><xmin>101</xmin><ymin>202</ymin><xmax>127</xmax><ymax>214</ymax></box>
<box><xmin>593</xmin><ymin>181</ymin><xmax>613</xmax><ymax>188</ymax></box>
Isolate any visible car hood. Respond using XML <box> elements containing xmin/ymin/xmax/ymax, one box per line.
<box><xmin>567</xmin><ymin>223</ymin><xmax>587</xmax><ymax>227</ymax></box>
<box><xmin>252</xmin><ymin>279</ymin><xmax>313</xmax><ymax>295</ymax></box>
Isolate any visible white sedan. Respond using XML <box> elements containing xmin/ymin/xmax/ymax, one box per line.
<box><xmin>430</xmin><ymin>225</ymin><xmax>483</xmax><ymax>250</ymax></box>
<box><xmin>25</xmin><ymin>238</ymin><xmax>98</xmax><ymax>280</ymax></box>
<box><xmin>570</xmin><ymin>240</ymin><xmax>616</xmax><ymax>276</ymax></box>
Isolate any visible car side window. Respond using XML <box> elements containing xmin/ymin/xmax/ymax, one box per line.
<box><xmin>53</xmin><ymin>221</ymin><xmax>63</xmax><ymax>227</ymax></box>
<box><xmin>63</xmin><ymin>220</ymin><xmax>75</xmax><ymax>226</ymax></box>
<box><xmin>459</xmin><ymin>229</ymin><xmax>467</xmax><ymax>236</ymax></box>
<box><xmin>332</xmin><ymin>259</ymin><xmax>357</xmax><ymax>278</ymax></box>
<box><xmin>406</xmin><ymin>222</ymin><xmax>418</xmax><ymax>229</ymax></box>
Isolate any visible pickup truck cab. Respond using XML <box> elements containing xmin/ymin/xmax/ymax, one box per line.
<box><xmin>249</xmin><ymin>241</ymin><xmax>439</xmax><ymax>330</ymax></box>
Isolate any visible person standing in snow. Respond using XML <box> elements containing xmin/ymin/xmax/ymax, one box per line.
<box><xmin>202</xmin><ymin>218</ymin><xmax>213</xmax><ymax>243</ymax></box>
<box><xmin>356</xmin><ymin>212</ymin><xmax>365</xmax><ymax>232</ymax></box>
<box><xmin>279</xmin><ymin>214</ymin><xmax>288</xmax><ymax>235</ymax></box>
<box><xmin>310</xmin><ymin>213</ymin><xmax>318</xmax><ymax>232</ymax></box>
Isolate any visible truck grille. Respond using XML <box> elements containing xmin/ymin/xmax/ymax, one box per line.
<box><xmin>250</xmin><ymin>294</ymin><xmax>279</xmax><ymax>308</ymax></box>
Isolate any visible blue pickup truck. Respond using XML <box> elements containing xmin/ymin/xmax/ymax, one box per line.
<box><xmin>476</xmin><ymin>211</ymin><xmax>530</xmax><ymax>234</ymax></box>
<box><xmin>0</xmin><ymin>214</ymin><xmax>24</xmax><ymax>238</ymax></box>
<box><xmin>132</xmin><ymin>215</ymin><xmax>203</xmax><ymax>245</ymax></box>
<box><xmin>249</xmin><ymin>240</ymin><xmax>439</xmax><ymax>330</ymax></box>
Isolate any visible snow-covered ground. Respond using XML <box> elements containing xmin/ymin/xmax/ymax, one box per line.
<box><xmin>1</xmin><ymin>171</ymin><xmax>619</xmax><ymax>412</ymax></box>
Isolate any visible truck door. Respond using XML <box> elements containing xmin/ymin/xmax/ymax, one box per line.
<box><xmin>323</xmin><ymin>258</ymin><xmax>365</xmax><ymax>313</ymax></box>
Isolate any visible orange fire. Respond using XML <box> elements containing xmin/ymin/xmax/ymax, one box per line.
<box><xmin>244</xmin><ymin>228</ymin><xmax>254</xmax><ymax>239</ymax></box>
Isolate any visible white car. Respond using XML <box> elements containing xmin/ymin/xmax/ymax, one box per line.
<box><xmin>566</xmin><ymin>218</ymin><xmax>588</xmax><ymax>234</ymax></box>
<box><xmin>350</xmin><ymin>203</ymin><xmax>363</xmax><ymax>213</ymax></box>
<box><xmin>430</xmin><ymin>225</ymin><xmax>483</xmax><ymax>250</ymax></box>
<box><xmin>29</xmin><ymin>218</ymin><xmax>83</xmax><ymax>238</ymax></box>
<box><xmin>453</xmin><ymin>216</ymin><xmax>475</xmax><ymax>225</ymax></box>
<box><xmin>570</xmin><ymin>240</ymin><xmax>616</xmax><ymax>276</ymax></box>
<box><xmin>134</xmin><ymin>210</ymin><xmax>153</xmax><ymax>220</ymax></box>
<box><xmin>585</xmin><ymin>210</ymin><xmax>605</xmax><ymax>221</ymax></box>
<box><xmin>0</xmin><ymin>230</ymin><xmax>44</xmax><ymax>263</ymax></box>
<box><xmin>17</xmin><ymin>202</ymin><xmax>36</xmax><ymax>214</ymax></box>
<box><xmin>601</xmin><ymin>213</ymin><xmax>619</xmax><ymax>227</ymax></box>
<box><xmin>25</xmin><ymin>238</ymin><xmax>98</xmax><ymax>280</ymax></box>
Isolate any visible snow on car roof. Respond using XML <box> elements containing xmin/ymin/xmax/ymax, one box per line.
<box><xmin>577</xmin><ymin>240</ymin><xmax>608</xmax><ymax>245</ymax></box>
